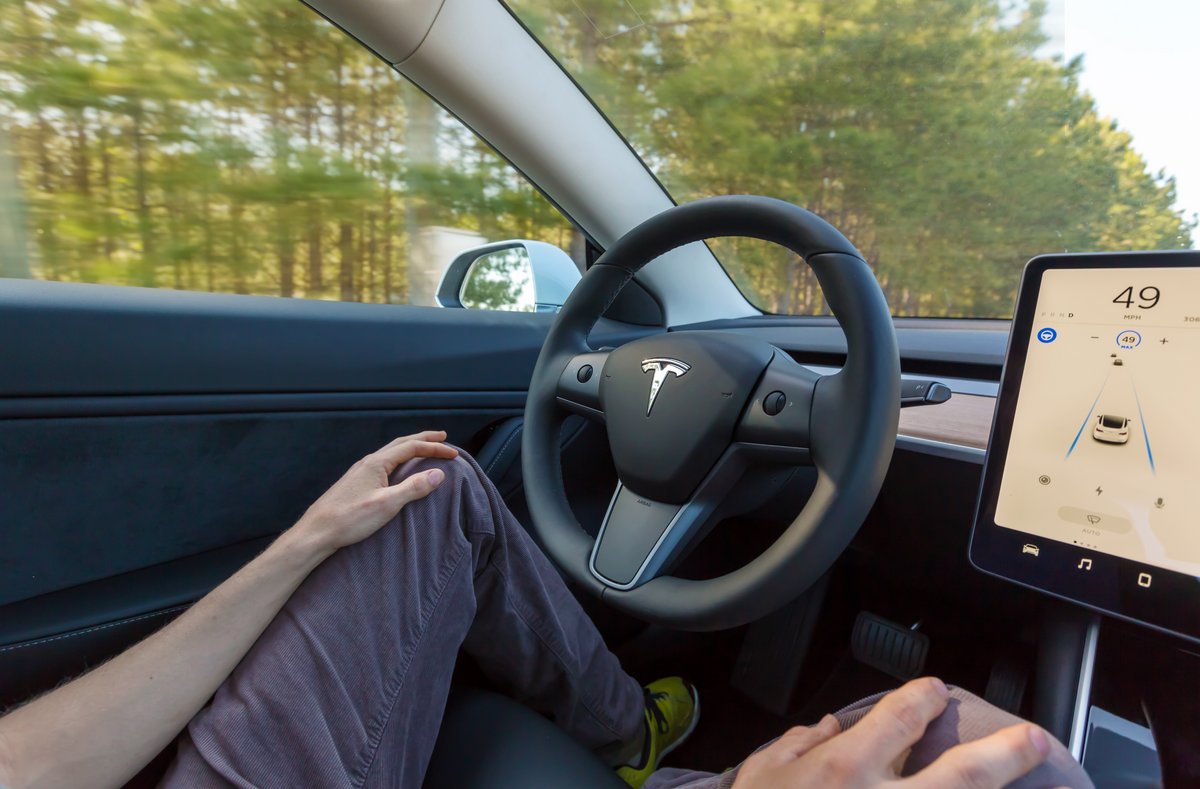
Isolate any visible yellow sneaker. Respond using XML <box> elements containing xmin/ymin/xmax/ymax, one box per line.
<box><xmin>616</xmin><ymin>677</ymin><xmax>700</xmax><ymax>788</ymax></box>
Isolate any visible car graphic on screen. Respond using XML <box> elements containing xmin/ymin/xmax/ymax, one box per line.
<box><xmin>1093</xmin><ymin>414</ymin><xmax>1131</xmax><ymax>444</ymax></box>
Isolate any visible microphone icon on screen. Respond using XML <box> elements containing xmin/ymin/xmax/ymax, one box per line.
<box><xmin>1155</xmin><ymin>498</ymin><xmax>1165</xmax><ymax>509</ymax></box>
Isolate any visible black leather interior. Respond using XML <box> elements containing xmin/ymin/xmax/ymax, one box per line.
<box><xmin>474</xmin><ymin>416</ymin><xmax>528</xmax><ymax>501</ymax></box>
<box><xmin>0</xmin><ymin>280</ymin><xmax>654</xmax><ymax>710</ymax></box>
<box><xmin>0</xmin><ymin>412</ymin><xmax>507</xmax><ymax>607</ymax></box>
<box><xmin>424</xmin><ymin>688</ymin><xmax>628</xmax><ymax>789</ymax></box>
<box><xmin>0</xmin><ymin>280</ymin><xmax>552</xmax><ymax>398</ymax></box>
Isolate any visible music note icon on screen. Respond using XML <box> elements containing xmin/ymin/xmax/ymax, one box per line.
<box><xmin>1077</xmin><ymin>558</ymin><xmax>1093</xmax><ymax>571</ymax></box>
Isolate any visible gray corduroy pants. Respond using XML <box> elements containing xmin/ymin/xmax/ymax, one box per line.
<box><xmin>161</xmin><ymin>451</ymin><xmax>1091</xmax><ymax>789</ymax></box>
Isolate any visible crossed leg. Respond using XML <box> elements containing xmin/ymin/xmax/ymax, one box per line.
<box><xmin>161</xmin><ymin>452</ymin><xmax>643</xmax><ymax>788</ymax></box>
<box><xmin>161</xmin><ymin>450</ymin><xmax>1091</xmax><ymax>789</ymax></box>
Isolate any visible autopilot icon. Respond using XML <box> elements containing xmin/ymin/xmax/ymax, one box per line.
<box><xmin>640</xmin><ymin>357</ymin><xmax>690</xmax><ymax>416</ymax></box>
<box><xmin>1036</xmin><ymin>327</ymin><xmax>1057</xmax><ymax>344</ymax></box>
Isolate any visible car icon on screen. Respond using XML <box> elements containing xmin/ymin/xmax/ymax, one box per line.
<box><xmin>1093</xmin><ymin>414</ymin><xmax>1130</xmax><ymax>444</ymax></box>
<box><xmin>1022</xmin><ymin>544</ymin><xmax>1040</xmax><ymax>556</ymax></box>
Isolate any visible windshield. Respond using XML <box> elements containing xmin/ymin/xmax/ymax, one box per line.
<box><xmin>510</xmin><ymin>0</ymin><xmax>1197</xmax><ymax>317</ymax></box>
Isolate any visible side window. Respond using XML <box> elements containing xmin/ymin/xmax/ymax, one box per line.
<box><xmin>0</xmin><ymin>0</ymin><xmax>582</xmax><ymax>308</ymax></box>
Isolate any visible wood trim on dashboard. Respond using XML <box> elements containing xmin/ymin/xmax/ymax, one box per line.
<box><xmin>897</xmin><ymin>392</ymin><xmax>995</xmax><ymax>449</ymax></box>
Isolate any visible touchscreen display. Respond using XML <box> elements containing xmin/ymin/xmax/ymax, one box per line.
<box><xmin>995</xmin><ymin>266</ymin><xmax>1200</xmax><ymax>576</ymax></box>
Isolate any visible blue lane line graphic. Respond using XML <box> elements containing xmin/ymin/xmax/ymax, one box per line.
<box><xmin>1132</xmin><ymin>382</ymin><xmax>1156</xmax><ymax>475</ymax></box>
<box><xmin>1066</xmin><ymin>372</ymin><xmax>1110</xmax><ymax>459</ymax></box>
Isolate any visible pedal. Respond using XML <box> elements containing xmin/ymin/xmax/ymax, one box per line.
<box><xmin>984</xmin><ymin>654</ymin><xmax>1027</xmax><ymax>714</ymax></box>
<box><xmin>731</xmin><ymin>574</ymin><xmax>829</xmax><ymax>716</ymax></box>
<box><xmin>850</xmin><ymin>612</ymin><xmax>929</xmax><ymax>680</ymax></box>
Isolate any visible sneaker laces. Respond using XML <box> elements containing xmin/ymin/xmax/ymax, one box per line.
<box><xmin>645</xmin><ymin>689</ymin><xmax>671</xmax><ymax>735</ymax></box>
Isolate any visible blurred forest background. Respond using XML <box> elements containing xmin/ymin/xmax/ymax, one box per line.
<box><xmin>0</xmin><ymin>0</ymin><xmax>577</xmax><ymax>305</ymax></box>
<box><xmin>1</xmin><ymin>0</ymin><xmax>1195</xmax><ymax>316</ymax></box>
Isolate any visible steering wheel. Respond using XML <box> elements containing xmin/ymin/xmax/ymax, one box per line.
<box><xmin>522</xmin><ymin>196</ymin><xmax>899</xmax><ymax>631</ymax></box>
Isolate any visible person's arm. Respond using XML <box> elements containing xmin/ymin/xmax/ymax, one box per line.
<box><xmin>0</xmin><ymin>431</ymin><xmax>458</xmax><ymax>789</ymax></box>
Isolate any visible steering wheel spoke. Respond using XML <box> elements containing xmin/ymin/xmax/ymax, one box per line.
<box><xmin>734</xmin><ymin>351</ymin><xmax>821</xmax><ymax>463</ymax></box>
<box><xmin>556</xmin><ymin>350</ymin><xmax>610</xmax><ymax>421</ymax></box>
<box><xmin>589</xmin><ymin>469</ymin><xmax>737</xmax><ymax>590</ymax></box>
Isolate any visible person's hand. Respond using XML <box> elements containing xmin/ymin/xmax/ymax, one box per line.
<box><xmin>731</xmin><ymin>678</ymin><xmax>1053</xmax><ymax>789</ymax></box>
<box><xmin>288</xmin><ymin>431</ymin><xmax>458</xmax><ymax>556</ymax></box>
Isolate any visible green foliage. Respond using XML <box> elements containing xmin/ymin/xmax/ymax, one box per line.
<box><xmin>515</xmin><ymin>0</ymin><xmax>1196</xmax><ymax>316</ymax></box>
<box><xmin>0</xmin><ymin>0</ymin><xmax>1194</xmax><ymax>317</ymax></box>
<box><xmin>0</xmin><ymin>0</ymin><xmax>576</xmax><ymax>302</ymax></box>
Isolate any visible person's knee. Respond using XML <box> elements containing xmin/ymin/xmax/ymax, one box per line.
<box><xmin>389</xmin><ymin>448</ymin><xmax>495</xmax><ymax>525</ymax></box>
<box><xmin>903</xmin><ymin>688</ymin><xmax>1092</xmax><ymax>788</ymax></box>
<box><xmin>393</xmin><ymin>447</ymin><xmax>481</xmax><ymax>491</ymax></box>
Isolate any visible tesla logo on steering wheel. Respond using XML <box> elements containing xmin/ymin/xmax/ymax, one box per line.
<box><xmin>640</xmin><ymin>357</ymin><xmax>691</xmax><ymax>416</ymax></box>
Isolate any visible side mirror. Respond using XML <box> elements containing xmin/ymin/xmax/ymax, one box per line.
<box><xmin>436</xmin><ymin>240</ymin><xmax>581</xmax><ymax>313</ymax></box>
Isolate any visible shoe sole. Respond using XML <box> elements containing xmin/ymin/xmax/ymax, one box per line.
<box><xmin>656</xmin><ymin>684</ymin><xmax>701</xmax><ymax>765</ymax></box>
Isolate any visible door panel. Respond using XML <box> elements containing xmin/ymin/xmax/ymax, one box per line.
<box><xmin>0</xmin><ymin>409</ymin><xmax>509</xmax><ymax>607</ymax></box>
<box><xmin>0</xmin><ymin>279</ymin><xmax>556</xmax><ymax>396</ymax></box>
<box><xmin>0</xmin><ymin>280</ymin><xmax>651</xmax><ymax>706</ymax></box>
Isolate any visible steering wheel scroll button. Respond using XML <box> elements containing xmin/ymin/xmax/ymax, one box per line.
<box><xmin>762</xmin><ymin>391</ymin><xmax>786</xmax><ymax>416</ymax></box>
<box><xmin>735</xmin><ymin>353</ymin><xmax>819</xmax><ymax>454</ymax></box>
<box><xmin>556</xmin><ymin>351</ymin><xmax>610</xmax><ymax>419</ymax></box>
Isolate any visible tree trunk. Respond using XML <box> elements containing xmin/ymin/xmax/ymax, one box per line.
<box><xmin>334</xmin><ymin>41</ymin><xmax>355</xmax><ymax>300</ymax></box>
<box><xmin>272</xmin><ymin>36</ymin><xmax>295</xmax><ymax>298</ymax></box>
<box><xmin>366</xmin><ymin>209</ymin><xmax>378</xmax><ymax>302</ymax></box>
<box><xmin>0</xmin><ymin>127</ymin><xmax>30</xmax><ymax>278</ymax></box>
<box><xmin>33</xmin><ymin>111</ymin><xmax>58</xmax><ymax>278</ymax></box>
<box><xmin>73</xmin><ymin>111</ymin><xmax>90</xmax><ymax>195</ymax></box>
<box><xmin>202</xmin><ymin>190</ymin><xmax>215</xmax><ymax>292</ymax></box>
<box><xmin>131</xmin><ymin>103</ymin><xmax>156</xmax><ymax>287</ymax></box>
<box><xmin>231</xmin><ymin>199</ymin><xmax>247</xmax><ymax>294</ymax></box>
<box><xmin>338</xmin><ymin>222</ymin><xmax>354</xmax><ymax>301</ymax></box>
<box><xmin>404</xmin><ymin>87</ymin><xmax>437</xmax><ymax>305</ymax></box>
<box><xmin>100</xmin><ymin>127</ymin><xmax>115</xmax><ymax>260</ymax></box>
<box><xmin>278</xmin><ymin>229</ymin><xmax>295</xmax><ymax>297</ymax></box>
<box><xmin>302</xmin><ymin>38</ymin><xmax>322</xmax><ymax>294</ymax></box>
<box><xmin>354</xmin><ymin>209</ymin><xmax>367</xmax><ymax>301</ymax></box>
<box><xmin>382</xmin><ymin>187</ymin><xmax>394</xmax><ymax>302</ymax></box>
<box><xmin>307</xmin><ymin>212</ymin><xmax>323</xmax><ymax>293</ymax></box>
<box><xmin>168</xmin><ymin>202</ymin><xmax>183</xmax><ymax>290</ymax></box>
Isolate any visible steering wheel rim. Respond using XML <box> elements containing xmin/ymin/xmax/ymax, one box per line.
<box><xmin>522</xmin><ymin>195</ymin><xmax>899</xmax><ymax>631</ymax></box>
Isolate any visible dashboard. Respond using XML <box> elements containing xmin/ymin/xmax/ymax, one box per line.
<box><xmin>677</xmin><ymin>315</ymin><xmax>1008</xmax><ymax>463</ymax></box>
<box><xmin>686</xmin><ymin>256</ymin><xmax>1200</xmax><ymax>646</ymax></box>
